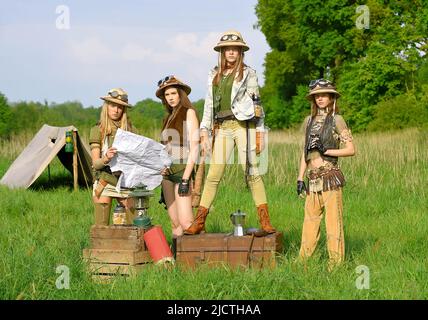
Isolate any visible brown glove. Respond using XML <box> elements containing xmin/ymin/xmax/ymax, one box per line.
<box><xmin>256</xmin><ymin>131</ymin><xmax>264</xmax><ymax>154</ymax></box>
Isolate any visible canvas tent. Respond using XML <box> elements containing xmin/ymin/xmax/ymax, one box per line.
<box><xmin>0</xmin><ymin>124</ymin><xmax>93</xmax><ymax>189</ymax></box>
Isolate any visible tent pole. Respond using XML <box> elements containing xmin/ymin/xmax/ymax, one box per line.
<box><xmin>48</xmin><ymin>164</ymin><xmax>51</xmax><ymax>184</ymax></box>
<box><xmin>73</xmin><ymin>130</ymin><xmax>78</xmax><ymax>191</ymax></box>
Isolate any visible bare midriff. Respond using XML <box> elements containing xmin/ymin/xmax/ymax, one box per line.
<box><xmin>307</xmin><ymin>151</ymin><xmax>331</xmax><ymax>170</ymax></box>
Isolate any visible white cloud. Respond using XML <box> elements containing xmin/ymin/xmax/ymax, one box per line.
<box><xmin>68</xmin><ymin>37</ymin><xmax>114</xmax><ymax>64</ymax></box>
<box><xmin>121</xmin><ymin>43</ymin><xmax>153</xmax><ymax>61</ymax></box>
<box><xmin>167</xmin><ymin>32</ymin><xmax>219</xmax><ymax>58</ymax></box>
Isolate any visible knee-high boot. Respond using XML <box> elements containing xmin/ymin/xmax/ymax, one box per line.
<box><xmin>257</xmin><ymin>203</ymin><xmax>276</xmax><ymax>234</ymax></box>
<box><xmin>94</xmin><ymin>202</ymin><xmax>111</xmax><ymax>226</ymax></box>
<box><xmin>183</xmin><ymin>206</ymin><xmax>209</xmax><ymax>235</ymax></box>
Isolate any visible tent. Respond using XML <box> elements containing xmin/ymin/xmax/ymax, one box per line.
<box><xmin>0</xmin><ymin>124</ymin><xmax>93</xmax><ymax>189</ymax></box>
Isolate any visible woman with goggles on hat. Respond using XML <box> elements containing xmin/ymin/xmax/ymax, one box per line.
<box><xmin>297</xmin><ymin>79</ymin><xmax>355</xmax><ymax>269</ymax></box>
<box><xmin>156</xmin><ymin>76</ymin><xmax>200</xmax><ymax>237</ymax></box>
<box><xmin>89</xmin><ymin>88</ymin><xmax>135</xmax><ymax>226</ymax></box>
<box><xmin>184</xmin><ymin>30</ymin><xmax>276</xmax><ymax>235</ymax></box>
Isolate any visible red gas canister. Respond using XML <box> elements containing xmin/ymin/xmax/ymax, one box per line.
<box><xmin>143</xmin><ymin>225</ymin><xmax>174</xmax><ymax>264</ymax></box>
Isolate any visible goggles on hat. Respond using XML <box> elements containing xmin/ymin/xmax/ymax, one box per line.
<box><xmin>309</xmin><ymin>79</ymin><xmax>335</xmax><ymax>90</ymax></box>
<box><xmin>157</xmin><ymin>75</ymin><xmax>175</xmax><ymax>87</ymax></box>
<box><xmin>108</xmin><ymin>90</ymin><xmax>128</xmax><ymax>102</ymax></box>
<box><xmin>220</xmin><ymin>34</ymin><xmax>241</xmax><ymax>41</ymax></box>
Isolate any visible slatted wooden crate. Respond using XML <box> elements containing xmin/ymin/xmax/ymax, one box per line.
<box><xmin>83</xmin><ymin>225</ymin><xmax>152</xmax><ymax>281</ymax></box>
<box><xmin>175</xmin><ymin>232</ymin><xmax>283</xmax><ymax>269</ymax></box>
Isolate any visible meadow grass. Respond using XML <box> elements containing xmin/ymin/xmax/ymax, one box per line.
<box><xmin>0</xmin><ymin>128</ymin><xmax>427</xmax><ymax>300</ymax></box>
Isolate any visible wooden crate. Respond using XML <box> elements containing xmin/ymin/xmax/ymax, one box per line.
<box><xmin>89</xmin><ymin>225</ymin><xmax>146</xmax><ymax>251</ymax></box>
<box><xmin>175</xmin><ymin>232</ymin><xmax>283</xmax><ymax>269</ymax></box>
<box><xmin>83</xmin><ymin>225</ymin><xmax>152</xmax><ymax>281</ymax></box>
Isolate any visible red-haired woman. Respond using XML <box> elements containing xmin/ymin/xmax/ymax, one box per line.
<box><xmin>156</xmin><ymin>76</ymin><xmax>200</xmax><ymax>237</ymax></box>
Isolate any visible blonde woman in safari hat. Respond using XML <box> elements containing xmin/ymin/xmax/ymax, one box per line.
<box><xmin>297</xmin><ymin>79</ymin><xmax>355</xmax><ymax>269</ymax></box>
<box><xmin>156</xmin><ymin>76</ymin><xmax>200</xmax><ymax>237</ymax></box>
<box><xmin>184</xmin><ymin>30</ymin><xmax>276</xmax><ymax>235</ymax></box>
<box><xmin>89</xmin><ymin>88</ymin><xmax>136</xmax><ymax>226</ymax></box>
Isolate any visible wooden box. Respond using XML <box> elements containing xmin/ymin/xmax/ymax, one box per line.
<box><xmin>83</xmin><ymin>225</ymin><xmax>152</xmax><ymax>281</ymax></box>
<box><xmin>175</xmin><ymin>232</ymin><xmax>283</xmax><ymax>269</ymax></box>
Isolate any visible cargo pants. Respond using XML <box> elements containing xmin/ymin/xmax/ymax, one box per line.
<box><xmin>299</xmin><ymin>188</ymin><xmax>345</xmax><ymax>265</ymax></box>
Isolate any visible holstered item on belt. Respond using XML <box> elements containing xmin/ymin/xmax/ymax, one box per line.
<box><xmin>307</xmin><ymin>165</ymin><xmax>345</xmax><ymax>192</ymax></box>
<box><xmin>94</xmin><ymin>179</ymin><xmax>108</xmax><ymax>198</ymax></box>
<box><xmin>211</xmin><ymin>122</ymin><xmax>220</xmax><ymax>151</ymax></box>
<box><xmin>249</xmin><ymin>93</ymin><xmax>262</xmax><ymax>123</ymax></box>
<box><xmin>192</xmin><ymin>162</ymin><xmax>205</xmax><ymax>208</ymax></box>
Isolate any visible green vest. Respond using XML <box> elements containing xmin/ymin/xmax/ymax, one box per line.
<box><xmin>213</xmin><ymin>73</ymin><xmax>235</xmax><ymax>119</ymax></box>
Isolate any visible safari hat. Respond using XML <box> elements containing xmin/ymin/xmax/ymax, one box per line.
<box><xmin>214</xmin><ymin>30</ymin><xmax>249</xmax><ymax>52</ymax></box>
<box><xmin>306</xmin><ymin>79</ymin><xmax>341</xmax><ymax>100</ymax></box>
<box><xmin>155</xmin><ymin>75</ymin><xmax>191</xmax><ymax>99</ymax></box>
<box><xmin>100</xmin><ymin>88</ymin><xmax>132</xmax><ymax>107</ymax></box>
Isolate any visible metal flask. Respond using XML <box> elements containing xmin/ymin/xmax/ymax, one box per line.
<box><xmin>65</xmin><ymin>131</ymin><xmax>73</xmax><ymax>153</ymax></box>
<box><xmin>230</xmin><ymin>209</ymin><xmax>246</xmax><ymax>236</ymax></box>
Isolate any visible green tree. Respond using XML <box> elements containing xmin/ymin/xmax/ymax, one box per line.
<box><xmin>256</xmin><ymin>0</ymin><xmax>428</xmax><ymax>131</ymax></box>
<box><xmin>0</xmin><ymin>92</ymin><xmax>13</xmax><ymax>137</ymax></box>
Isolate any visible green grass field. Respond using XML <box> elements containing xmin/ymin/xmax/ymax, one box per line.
<box><xmin>0</xmin><ymin>128</ymin><xmax>427</xmax><ymax>299</ymax></box>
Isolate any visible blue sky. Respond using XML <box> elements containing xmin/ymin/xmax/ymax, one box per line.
<box><xmin>0</xmin><ymin>0</ymin><xmax>271</xmax><ymax>107</ymax></box>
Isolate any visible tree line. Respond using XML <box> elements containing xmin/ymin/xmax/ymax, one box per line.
<box><xmin>255</xmin><ymin>0</ymin><xmax>428</xmax><ymax>131</ymax></box>
<box><xmin>1</xmin><ymin>1</ymin><xmax>428</xmax><ymax>137</ymax></box>
<box><xmin>0</xmin><ymin>93</ymin><xmax>205</xmax><ymax>138</ymax></box>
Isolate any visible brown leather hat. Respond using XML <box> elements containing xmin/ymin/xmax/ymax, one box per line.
<box><xmin>100</xmin><ymin>88</ymin><xmax>132</xmax><ymax>107</ymax></box>
<box><xmin>155</xmin><ymin>76</ymin><xmax>191</xmax><ymax>99</ymax></box>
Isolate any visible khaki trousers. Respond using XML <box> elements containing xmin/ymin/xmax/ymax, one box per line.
<box><xmin>299</xmin><ymin>189</ymin><xmax>345</xmax><ymax>265</ymax></box>
<box><xmin>200</xmin><ymin>120</ymin><xmax>267</xmax><ymax>208</ymax></box>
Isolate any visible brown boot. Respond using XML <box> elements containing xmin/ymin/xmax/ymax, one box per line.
<box><xmin>94</xmin><ymin>202</ymin><xmax>111</xmax><ymax>226</ymax></box>
<box><xmin>183</xmin><ymin>206</ymin><xmax>209</xmax><ymax>235</ymax></box>
<box><xmin>257</xmin><ymin>203</ymin><xmax>276</xmax><ymax>234</ymax></box>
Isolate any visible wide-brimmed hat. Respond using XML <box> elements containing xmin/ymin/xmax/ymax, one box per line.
<box><xmin>306</xmin><ymin>79</ymin><xmax>341</xmax><ymax>100</ymax></box>
<box><xmin>100</xmin><ymin>88</ymin><xmax>132</xmax><ymax>107</ymax></box>
<box><xmin>155</xmin><ymin>75</ymin><xmax>191</xmax><ymax>99</ymax></box>
<box><xmin>214</xmin><ymin>30</ymin><xmax>249</xmax><ymax>52</ymax></box>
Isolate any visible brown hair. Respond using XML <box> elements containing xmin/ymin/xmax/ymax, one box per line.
<box><xmin>310</xmin><ymin>93</ymin><xmax>340</xmax><ymax>118</ymax></box>
<box><xmin>212</xmin><ymin>47</ymin><xmax>245</xmax><ymax>86</ymax></box>
<box><xmin>161</xmin><ymin>87</ymin><xmax>199</xmax><ymax>131</ymax></box>
<box><xmin>99</xmin><ymin>101</ymin><xmax>133</xmax><ymax>149</ymax></box>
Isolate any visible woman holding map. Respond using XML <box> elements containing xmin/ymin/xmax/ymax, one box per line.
<box><xmin>89</xmin><ymin>88</ymin><xmax>135</xmax><ymax>225</ymax></box>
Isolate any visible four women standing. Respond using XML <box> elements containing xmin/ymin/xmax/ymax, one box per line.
<box><xmin>90</xmin><ymin>32</ymin><xmax>355</xmax><ymax>267</ymax></box>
